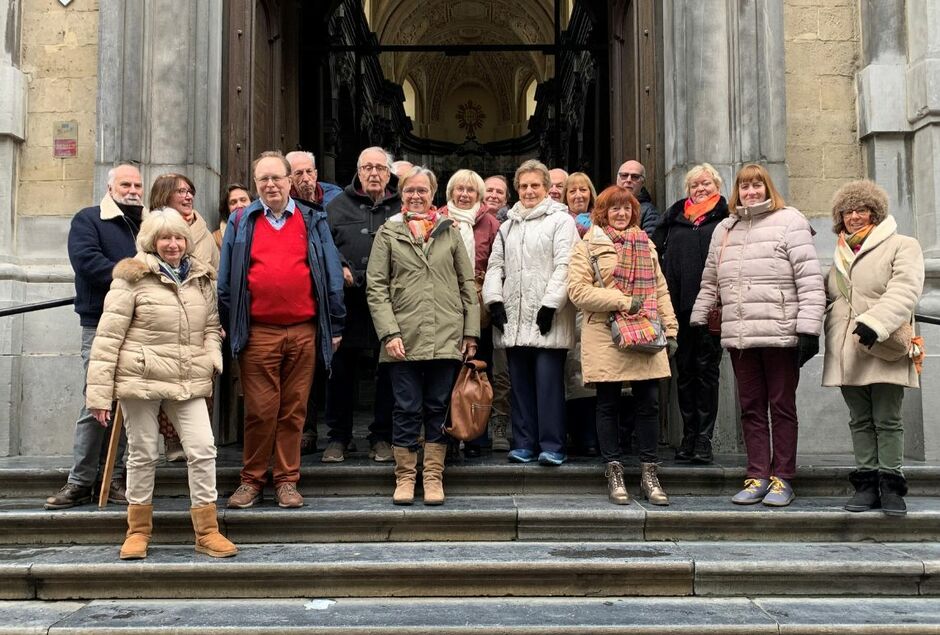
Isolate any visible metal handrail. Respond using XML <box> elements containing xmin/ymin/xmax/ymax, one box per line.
<box><xmin>0</xmin><ymin>297</ymin><xmax>74</xmax><ymax>318</ymax></box>
<box><xmin>915</xmin><ymin>314</ymin><xmax>940</xmax><ymax>326</ymax></box>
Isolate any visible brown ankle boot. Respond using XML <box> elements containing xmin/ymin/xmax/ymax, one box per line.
<box><xmin>120</xmin><ymin>503</ymin><xmax>153</xmax><ymax>560</ymax></box>
<box><xmin>392</xmin><ymin>446</ymin><xmax>417</xmax><ymax>505</ymax></box>
<box><xmin>605</xmin><ymin>461</ymin><xmax>630</xmax><ymax>505</ymax></box>
<box><xmin>640</xmin><ymin>462</ymin><xmax>669</xmax><ymax>506</ymax></box>
<box><xmin>191</xmin><ymin>503</ymin><xmax>238</xmax><ymax>557</ymax></box>
<box><xmin>422</xmin><ymin>442</ymin><xmax>447</xmax><ymax>506</ymax></box>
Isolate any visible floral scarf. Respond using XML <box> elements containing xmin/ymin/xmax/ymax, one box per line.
<box><xmin>603</xmin><ymin>225</ymin><xmax>659</xmax><ymax>346</ymax></box>
<box><xmin>404</xmin><ymin>209</ymin><xmax>439</xmax><ymax>243</ymax></box>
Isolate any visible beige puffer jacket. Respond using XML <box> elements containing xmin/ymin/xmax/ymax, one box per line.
<box><xmin>822</xmin><ymin>216</ymin><xmax>924</xmax><ymax>388</ymax></box>
<box><xmin>567</xmin><ymin>226</ymin><xmax>677</xmax><ymax>384</ymax></box>
<box><xmin>86</xmin><ymin>253</ymin><xmax>222</xmax><ymax>409</ymax></box>
<box><xmin>188</xmin><ymin>210</ymin><xmax>220</xmax><ymax>272</ymax></box>
<box><xmin>691</xmin><ymin>200</ymin><xmax>825</xmax><ymax>349</ymax></box>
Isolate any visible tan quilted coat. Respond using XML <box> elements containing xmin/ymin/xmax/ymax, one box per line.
<box><xmin>86</xmin><ymin>253</ymin><xmax>222</xmax><ymax>409</ymax></box>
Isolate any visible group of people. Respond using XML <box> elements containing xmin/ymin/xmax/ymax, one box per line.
<box><xmin>47</xmin><ymin>144</ymin><xmax>925</xmax><ymax>560</ymax></box>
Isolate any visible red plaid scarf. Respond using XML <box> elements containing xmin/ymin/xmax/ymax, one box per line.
<box><xmin>604</xmin><ymin>225</ymin><xmax>659</xmax><ymax>346</ymax></box>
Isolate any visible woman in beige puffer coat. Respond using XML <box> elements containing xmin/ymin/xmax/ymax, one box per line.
<box><xmin>691</xmin><ymin>164</ymin><xmax>825</xmax><ymax>507</ymax></box>
<box><xmin>822</xmin><ymin>180</ymin><xmax>924</xmax><ymax>517</ymax></box>
<box><xmin>86</xmin><ymin>210</ymin><xmax>236</xmax><ymax>561</ymax></box>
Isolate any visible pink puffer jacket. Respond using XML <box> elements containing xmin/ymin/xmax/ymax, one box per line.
<box><xmin>691</xmin><ymin>200</ymin><xmax>825</xmax><ymax>349</ymax></box>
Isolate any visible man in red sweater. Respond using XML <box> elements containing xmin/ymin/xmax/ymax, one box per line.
<box><xmin>218</xmin><ymin>151</ymin><xmax>345</xmax><ymax>509</ymax></box>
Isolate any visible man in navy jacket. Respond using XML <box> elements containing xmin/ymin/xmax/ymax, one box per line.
<box><xmin>45</xmin><ymin>164</ymin><xmax>145</xmax><ymax>510</ymax></box>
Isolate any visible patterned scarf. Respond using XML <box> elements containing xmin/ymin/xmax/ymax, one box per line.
<box><xmin>404</xmin><ymin>209</ymin><xmax>438</xmax><ymax>242</ymax></box>
<box><xmin>603</xmin><ymin>225</ymin><xmax>659</xmax><ymax>346</ymax></box>
<box><xmin>833</xmin><ymin>225</ymin><xmax>874</xmax><ymax>300</ymax></box>
<box><xmin>683</xmin><ymin>193</ymin><xmax>720</xmax><ymax>225</ymax></box>
<box><xmin>158</xmin><ymin>256</ymin><xmax>190</xmax><ymax>286</ymax></box>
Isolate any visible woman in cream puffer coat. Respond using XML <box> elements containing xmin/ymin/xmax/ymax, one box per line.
<box><xmin>86</xmin><ymin>210</ymin><xmax>236</xmax><ymax>561</ymax></box>
<box><xmin>691</xmin><ymin>164</ymin><xmax>825</xmax><ymax>508</ymax></box>
<box><xmin>482</xmin><ymin>159</ymin><xmax>580</xmax><ymax>466</ymax></box>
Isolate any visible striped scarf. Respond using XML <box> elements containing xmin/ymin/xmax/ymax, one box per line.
<box><xmin>604</xmin><ymin>225</ymin><xmax>659</xmax><ymax>346</ymax></box>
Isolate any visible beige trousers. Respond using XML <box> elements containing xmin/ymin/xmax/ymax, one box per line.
<box><xmin>121</xmin><ymin>398</ymin><xmax>218</xmax><ymax>506</ymax></box>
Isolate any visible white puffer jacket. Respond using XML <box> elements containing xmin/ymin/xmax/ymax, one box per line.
<box><xmin>482</xmin><ymin>197</ymin><xmax>580</xmax><ymax>350</ymax></box>
<box><xmin>691</xmin><ymin>200</ymin><xmax>825</xmax><ymax>349</ymax></box>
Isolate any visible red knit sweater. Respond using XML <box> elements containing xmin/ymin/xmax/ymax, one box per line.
<box><xmin>247</xmin><ymin>211</ymin><xmax>316</xmax><ymax>324</ymax></box>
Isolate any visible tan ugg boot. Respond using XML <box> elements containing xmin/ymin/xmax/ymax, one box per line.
<box><xmin>190</xmin><ymin>503</ymin><xmax>238</xmax><ymax>558</ymax></box>
<box><xmin>422</xmin><ymin>442</ymin><xmax>448</xmax><ymax>506</ymax></box>
<box><xmin>120</xmin><ymin>504</ymin><xmax>153</xmax><ymax>560</ymax></box>
<box><xmin>392</xmin><ymin>446</ymin><xmax>418</xmax><ymax>505</ymax></box>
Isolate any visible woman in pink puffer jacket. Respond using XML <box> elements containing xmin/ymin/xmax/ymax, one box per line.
<box><xmin>691</xmin><ymin>164</ymin><xmax>825</xmax><ymax>507</ymax></box>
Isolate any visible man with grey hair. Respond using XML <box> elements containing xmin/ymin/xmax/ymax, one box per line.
<box><xmin>548</xmin><ymin>168</ymin><xmax>568</xmax><ymax>202</ymax></box>
<box><xmin>616</xmin><ymin>159</ymin><xmax>661</xmax><ymax>234</ymax></box>
<box><xmin>45</xmin><ymin>164</ymin><xmax>145</xmax><ymax>509</ymax></box>
<box><xmin>321</xmin><ymin>146</ymin><xmax>402</xmax><ymax>463</ymax></box>
<box><xmin>286</xmin><ymin>150</ymin><xmax>342</xmax><ymax>208</ymax></box>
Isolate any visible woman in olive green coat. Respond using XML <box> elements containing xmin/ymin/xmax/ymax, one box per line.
<box><xmin>367</xmin><ymin>166</ymin><xmax>479</xmax><ymax>507</ymax></box>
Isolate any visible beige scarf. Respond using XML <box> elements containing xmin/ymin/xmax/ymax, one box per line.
<box><xmin>446</xmin><ymin>202</ymin><xmax>480</xmax><ymax>262</ymax></box>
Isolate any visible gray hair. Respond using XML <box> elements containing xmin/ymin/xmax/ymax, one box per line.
<box><xmin>514</xmin><ymin>159</ymin><xmax>551</xmax><ymax>191</ymax></box>
<box><xmin>285</xmin><ymin>150</ymin><xmax>316</xmax><ymax>168</ymax></box>
<box><xmin>399</xmin><ymin>166</ymin><xmax>439</xmax><ymax>199</ymax></box>
<box><xmin>107</xmin><ymin>163</ymin><xmax>140</xmax><ymax>186</ymax></box>
<box><xmin>446</xmin><ymin>169</ymin><xmax>485</xmax><ymax>203</ymax></box>
<box><xmin>136</xmin><ymin>208</ymin><xmax>194</xmax><ymax>256</ymax></box>
<box><xmin>357</xmin><ymin>146</ymin><xmax>394</xmax><ymax>170</ymax></box>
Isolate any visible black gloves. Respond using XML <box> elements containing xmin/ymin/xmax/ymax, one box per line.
<box><xmin>536</xmin><ymin>306</ymin><xmax>556</xmax><ymax>335</ymax></box>
<box><xmin>853</xmin><ymin>322</ymin><xmax>878</xmax><ymax>348</ymax></box>
<box><xmin>667</xmin><ymin>337</ymin><xmax>678</xmax><ymax>359</ymax></box>
<box><xmin>489</xmin><ymin>302</ymin><xmax>507</xmax><ymax>332</ymax></box>
<box><xmin>797</xmin><ymin>333</ymin><xmax>819</xmax><ymax>368</ymax></box>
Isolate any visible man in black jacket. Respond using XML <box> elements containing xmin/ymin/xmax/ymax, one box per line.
<box><xmin>45</xmin><ymin>164</ymin><xmax>145</xmax><ymax>510</ymax></box>
<box><xmin>321</xmin><ymin>147</ymin><xmax>402</xmax><ymax>463</ymax></box>
<box><xmin>616</xmin><ymin>160</ymin><xmax>661</xmax><ymax>235</ymax></box>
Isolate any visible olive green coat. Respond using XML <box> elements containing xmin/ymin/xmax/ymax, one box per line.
<box><xmin>367</xmin><ymin>214</ymin><xmax>479</xmax><ymax>363</ymax></box>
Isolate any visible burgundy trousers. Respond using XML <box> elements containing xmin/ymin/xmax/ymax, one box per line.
<box><xmin>238</xmin><ymin>321</ymin><xmax>317</xmax><ymax>488</ymax></box>
<box><xmin>729</xmin><ymin>346</ymin><xmax>800</xmax><ymax>480</ymax></box>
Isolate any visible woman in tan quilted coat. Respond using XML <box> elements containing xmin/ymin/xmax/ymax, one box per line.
<box><xmin>691</xmin><ymin>164</ymin><xmax>825</xmax><ymax>507</ymax></box>
<box><xmin>822</xmin><ymin>180</ymin><xmax>924</xmax><ymax>517</ymax></box>
<box><xmin>86</xmin><ymin>210</ymin><xmax>237</xmax><ymax>560</ymax></box>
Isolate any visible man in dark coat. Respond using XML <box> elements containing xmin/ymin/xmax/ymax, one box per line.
<box><xmin>45</xmin><ymin>164</ymin><xmax>144</xmax><ymax>510</ymax></box>
<box><xmin>616</xmin><ymin>159</ymin><xmax>661</xmax><ymax>235</ymax></box>
<box><xmin>321</xmin><ymin>146</ymin><xmax>402</xmax><ymax>463</ymax></box>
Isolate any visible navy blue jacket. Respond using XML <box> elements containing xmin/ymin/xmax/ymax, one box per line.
<box><xmin>67</xmin><ymin>196</ymin><xmax>140</xmax><ymax>327</ymax></box>
<box><xmin>217</xmin><ymin>198</ymin><xmax>346</xmax><ymax>371</ymax></box>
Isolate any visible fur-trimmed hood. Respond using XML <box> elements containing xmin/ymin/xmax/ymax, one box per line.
<box><xmin>830</xmin><ymin>179</ymin><xmax>889</xmax><ymax>234</ymax></box>
<box><xmin>112</xmin><ymin>253</ymin><xmax>214</xmax><ymax>283</ymax></box>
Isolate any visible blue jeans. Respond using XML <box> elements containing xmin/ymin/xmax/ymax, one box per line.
<box><xmin>67</xmin><ymin>326</ymin><xmax>127</xmax><ymax>486</ymax></box>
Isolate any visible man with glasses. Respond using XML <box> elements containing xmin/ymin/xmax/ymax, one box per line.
<box><xmin>321</xmin><ymin>147</ymin><xmax>402</xmax><ymax>463</ymax></box>
<box><xmin>218</xmin><ymin>150</ymin><xmax>346</xmax><ymax>509</ymax></box>
<box><xmin>616</xmin><ymin>160</ymin><xmax>661</xmax><ymax>234</ymax></box>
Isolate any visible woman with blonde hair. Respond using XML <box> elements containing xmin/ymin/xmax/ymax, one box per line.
<box><xmin>86</xmin><ymin>209</ymin><xmax>236</xmax><ymax>560</ymax></box>
<box><xmin>149</xmin><ymin>173</ymin><xmax>219</xmax><ymax>270</ymax></box>
<box><xmin>652</xmin><ymin>163</ymin><xmax>729</xmax><ymax>464</ymax></box>
<box><xmin>564</xmin><ymin>172</ymin><xmax>597</xmax><ymax>237</ymax></box>
<box><xmin>823</xmin><ymin>180</ymin><xmax>924</xmax><ymax>516</ymax></box>
<box><xmin>568</xmin><ymin>186</ymin><xmax>678</xmax><ymax>505</ymax></box>
<box><xmin>691</xmin><ymin>164</ymin><xmax>825</xmax><ymax>507</ymax></box>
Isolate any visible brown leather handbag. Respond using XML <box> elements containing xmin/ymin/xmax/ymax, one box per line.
<box><xmin>443</xmin><ymin>359</ymin><xmax>493</xmax><ymax>441</ymax></box>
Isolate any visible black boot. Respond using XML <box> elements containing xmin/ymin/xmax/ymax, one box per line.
<box><xmin>690</xmin><ymin>436</ymin><xmax>713</xmax><ymax>464</ymax></box>
<box><xmin>844</xmin><ymin>470</ymin><xmax>880</xmax><ymax>512</ymax></box>
<box><xmin>675</xmin><ymin>435</ymin><xmax>695</xmax><ymax>461</ymax></box>
<box><xmin>879</xmin><ymin>472</ymin><xmax>908</xmax><ymax>517</ymax></box>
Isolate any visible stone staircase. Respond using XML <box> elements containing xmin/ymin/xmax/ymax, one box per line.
<box><xmin>2</xmin><ymin>449</ymin><xmax>940</xmax><ymax>633</ymax></box>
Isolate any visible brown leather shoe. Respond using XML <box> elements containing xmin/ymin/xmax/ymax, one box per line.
<box><xmin>108</xmin><ymin>479</ymin><xmax>129</xmax><ymax>505</ymax></box>
<box><xmin>275</xmin><ymin>482</ymin><xmax>304</xmax><ymax>508</ymax></box>
<box><xmin>227</xmin><ymin>484</ymin><xmax>262</xmax><ymax>509</ymax></box>
<box><xmin>44</xmin><ymin>483</ymin><xmax>92</xmax><ymax>510</ymax></box>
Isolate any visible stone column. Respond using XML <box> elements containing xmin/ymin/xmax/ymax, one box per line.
<box><xmin>660</xmin><ymin>1</ymin><xmax>788</xmax><ymax>453</ymax></box>
<box><xmin>96</xmin><ymin>0</ymin><xmax>223</xmax><ymax>223</ymax></box>
<box><xmin>858</xmin><ymin>0</ymin><xmax>940</xmax><ymax>461</ymax></box>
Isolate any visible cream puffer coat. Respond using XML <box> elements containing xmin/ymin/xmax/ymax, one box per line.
<box><xmin>691</xmin><ymin>200</ymin><xmax>826</xmax><ymax>349</ymax></box>
<box><xmin>567</xmin><ymin>225</ymin><xmax>678</xmax><ymax>384</ymax></box>
<box><xmin>482</xmin><ymin>197</ymin><xmax>580</xmax><ymax>350</ymax></box>
<box><xmin>86</xmin><ymin>253</ymin><xmax>222</xmax><ymax>410</ymax></box>
<box><xmin>822</xmin><ymin>216</ymin><xmax>924</xmax><ymax>388</ymax></box>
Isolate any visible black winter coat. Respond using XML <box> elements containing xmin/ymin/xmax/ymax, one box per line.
<box><xmin>325</xmin><ymin>174</ymin><xmax>402</xmax><ymax>349</ymax></box>
<box><xmin>652</xmin><ymin>196</ymin><xmax>729</xmax><ymax>314</ymax></box>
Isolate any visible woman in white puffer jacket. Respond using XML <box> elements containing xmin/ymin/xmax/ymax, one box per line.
<box><xmin>482</xmin><ymin>159</ymin><xmax>580</xmax><ymax>466</ymax></box>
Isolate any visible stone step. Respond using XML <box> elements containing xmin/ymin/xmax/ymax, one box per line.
<box><xmin>7</xmin><ymin>597</ymin><xmax>940</xmax><ymax>634</ymax></box>
<box><xmin>4</xmin><ymin>453</ymin><xmax>940</xmax><ymax>498</ymax></box>
<box><xmin>1</xmin><ymin>541</ymin><xmax>936</xmax><ymax>600</ymax></box>
<box><xmin>2</xmin><ymin>495</ymin><xmax>939</xmax><ymax>545</ymax></box>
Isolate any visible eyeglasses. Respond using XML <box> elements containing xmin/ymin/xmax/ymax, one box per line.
<box><xmin>359</xmin><ymin>164</ymin><xmax>389</xmax><ymax>174</ymax></box>
<box><xmin>402</xmin><ymin>187</ymin><xmax>430</xmax><ymax>196</ymax></box>
<box><xmin>617</xmin><ymin>172</ymin><xmax>644</xmax><ymax>181</ymax></box>
<box><xmin>175</xmin><ymin>188</ymin><xmax>194</xmax><ymax>197</ymax></box>
<box><xmin>254</xmin><ymin>175</ymin><xmax>288</xmax><ymax>184</ymax></box>
<box><xmin>842</xmin><ymin>209</ymin><xmax>872</xmax><ymax>218</ymax></box>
